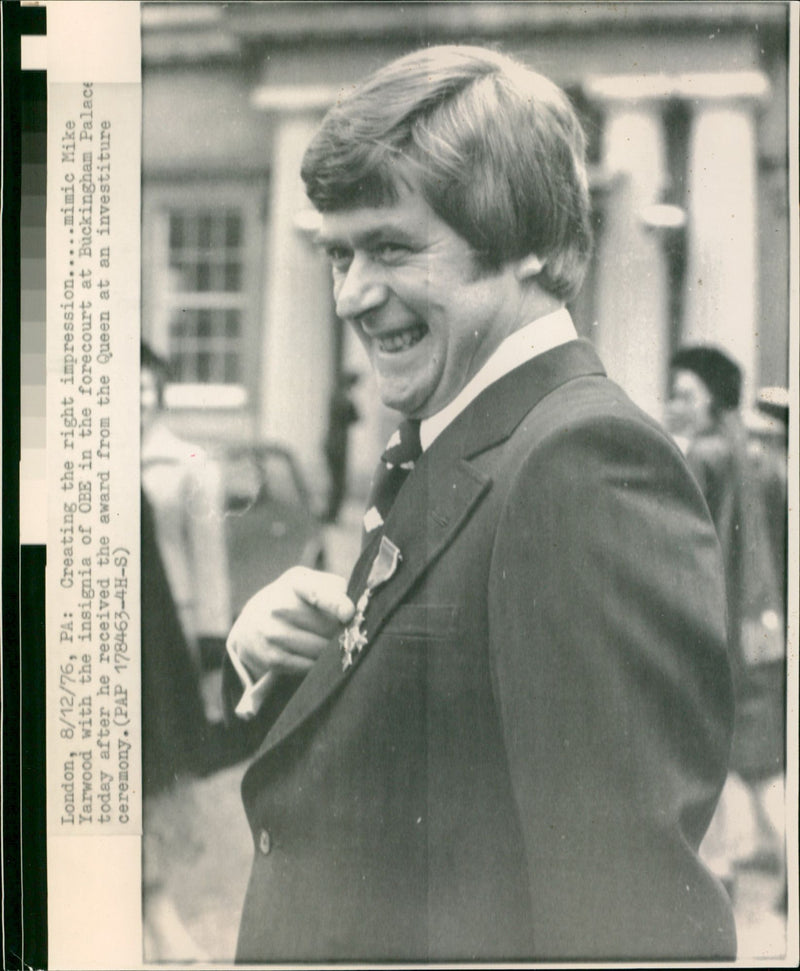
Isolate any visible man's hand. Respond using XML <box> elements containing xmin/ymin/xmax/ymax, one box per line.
<box><xmin>227</xmin><ymin>567</ymin><xmax>355</xmax><ymax>682</ymax></box>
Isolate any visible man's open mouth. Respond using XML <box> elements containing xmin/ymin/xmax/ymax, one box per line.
<box><xmin>376</xmin><ymin>323</ymin><xmax>428</xmax><ymax>353</ymax></box>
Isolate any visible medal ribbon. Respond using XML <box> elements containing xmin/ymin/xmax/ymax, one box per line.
<box><xmin>340</xmin><ymin>535</ymin><xmax>402</xmax><ymax>670</ymax></box>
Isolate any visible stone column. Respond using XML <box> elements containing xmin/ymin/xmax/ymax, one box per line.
<box><xmin>586</xmin><ymin>81</ymin><xmax>671</xmax><ymax>419</ymax></box>
<box><xmin>251</xmin><ymin>88</ymin><xmax>337</xmax><ymax>508</ymax></box>
<box><xmin>683</xmin><ymin>74</ymin><xmax>769</xmax><ymax>406</ymax></box>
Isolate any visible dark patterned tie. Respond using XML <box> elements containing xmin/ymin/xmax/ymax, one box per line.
<box><xmin>362</xmin><ymin>418</ymin><xmax>422</xmax><ymax>546</ymax></box>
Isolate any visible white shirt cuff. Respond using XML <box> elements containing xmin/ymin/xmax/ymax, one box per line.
<box><xmin>226</xmin><ymin>641</ymin><xmax>275</xmax><ymax>720</ymax></box>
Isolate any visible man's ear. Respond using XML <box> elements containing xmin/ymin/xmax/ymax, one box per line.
<box><xmin>513</xmin><ymin>253</ymin><xmax>546</xmax><ymax>282</ymax></box>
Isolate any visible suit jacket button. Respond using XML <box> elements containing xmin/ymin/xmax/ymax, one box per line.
<box><xmin>258</xmin><ymin>828</ymin><xmax>271</xmax><ymax>855</ymax></box>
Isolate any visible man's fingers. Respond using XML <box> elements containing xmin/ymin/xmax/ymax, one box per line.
<box><xmin>230</xmin><ymin>623</ymin><xmax>326</xmax><ymax>681</ymax></box>
<box><xmin>289</xmin><ymin>567</ymin><xmax>355</xmax><ymax>624</ymax></box>
<box><xmin>266</xmin><ymin>648</ymin><xmax>316</xmax><ymax>677</ymax></box>
<box><xmin>226</xmin><ymin>568</ymin><xmax>354</xmax><ymax>683</ymax></box>
<box><xmin>262</xmin><ymin>626</ymin><xmax>332</xmax><ymax>661</ymax></box>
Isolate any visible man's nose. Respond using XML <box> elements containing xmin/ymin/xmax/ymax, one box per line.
<box><xmin>334</xmin><ymin>254</ymin><xmax>388</xmax><ymax>320</ymax></box>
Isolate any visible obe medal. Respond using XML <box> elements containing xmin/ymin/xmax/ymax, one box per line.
<box><xmin>339</xmin><ymin>590</ymin><xmax>370</xmax><ymax>670</ymax></box>
<box><xmin>339</xmin><ymin>535</ymin><xmax>402</xmax><ymax>671</ymax></box>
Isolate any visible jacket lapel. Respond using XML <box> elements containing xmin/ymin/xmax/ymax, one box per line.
<box><xmin>361</xmin><ymin>339</ymin><xmax>606</xmax><ymax>641</ymax></box>
<box><xmin>255</xmin><ymin>339</ymin><xmax>605</xmax><ymax>757</ymax></box>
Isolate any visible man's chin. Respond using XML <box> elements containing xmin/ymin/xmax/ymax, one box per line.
<box><xmin>376</xmin><ymin>384</ymin><xmax>426</xmax><ymax>419</ymax></box>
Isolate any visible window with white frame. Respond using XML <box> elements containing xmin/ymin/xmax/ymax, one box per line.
<box><xmin>142</xmin><ymin>181</ymin><xmax>265</xmax><ymax>408</ymax></box>
<box><xmin>166</xmin><ymin>208</ymin><xmax>244</xmax><ymax>383</ymax></box>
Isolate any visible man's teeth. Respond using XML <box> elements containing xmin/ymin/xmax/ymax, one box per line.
<box><xmin>377</xmin><ymin>324</ymin><xmax>427</xmax><ymax>352</ymax></box>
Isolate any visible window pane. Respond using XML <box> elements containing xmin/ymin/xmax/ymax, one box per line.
<box><xmin>197</xmin><ymin>309</ymin><xmax>212</xmax><ymax>338</ymax></box>
<box><xmin>197</xmin><ymin>352</ymin><xmax>211</xmax><ymax>382</ymax></box>
<box><xmin>225</xmin><ymin>212</ymin><xmax>242</xmax><ymax>247</ymax></box>
<box><xmin>169</xmin><ymin>213</ymin><xmax>184</xmax><ymax>248</ymax></box>
<box><xmin>170</xmin><ymin>261</ymin><xmax>196</xmax><ymax>292</ymax></box>
<box><xmin>211</xmin><ymin>262</ymin><xmax>226</xmax><ymax>292</ymax></box>
<box><xmin>197</xmin><ymin>214</ymin><xmax>212</xmax><ymax>249</ymax></box>
<box><xmin>225</xmin><ymin>310</ymin><xmax>240</xmax><ymax>338</ymax></box>
<box><xmin>160</xmin><ymin>199</ymin><xmax>250</xmax><ymax>387</ymax></box>
<box><xmin>171</xmin><ymin>352</ymin><xmax>190</xmax><ymax>382</ymax></box>
<box><xmin>196</xmin><ymin>262</ymin><xmax>211</xmax><ymax>292</ymax></box>
<box><xmin>224</xmin><ymin>352</ymin><xmax>239</xmax><ymax>383</ymax></box>
<box><xmin>224</xmin><ymin>262</ymin><xmax>242</xmax><ymax>292</ymax></box>
<box><xmin>169</xmin><ymin>308</ymin><xmax>186</xmax><ymax>339</ymax></box>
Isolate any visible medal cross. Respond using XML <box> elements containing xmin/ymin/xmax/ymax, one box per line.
<box><xmin>339</xmin><ymin>593</ymin><xmax>371</xmax><ymax>670</ymax></box>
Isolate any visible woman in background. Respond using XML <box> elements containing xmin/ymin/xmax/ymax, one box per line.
<box><xmin>141</xmin><ymin>488</ymin><xmax>208</xmax><ymax>960</ymax></box>
<box><xmin>140</xmin><ymin>346</ymin><xmax>230</xmax><ymax>665</ymax></box>
<box><xmin>667</xmin><ymin>345</ymin><xmax>786</xmax><ymax>906</ymax></box>
<box><xmin>140</xmin><ymin>343</ymin><xmax>231</xmax><ymax>718</ymax></box>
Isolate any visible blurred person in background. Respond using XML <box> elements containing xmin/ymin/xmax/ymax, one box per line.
<box><xmin>323</xmin><ymin>370</ymin><xmax>361</xmax><ymax>522</ymax></box>
<box><xmin>667</xmin><ymin>346</ymin><xmax>787</xmax><ymax>906</ymax></box>
<box><xmin>141</xmin><ymin>487</ymin><xmax>209</xmax><ymax>962</ymax></box>
<box><xmin>752</xmin><ymin>386</ymin><xmax>789</xmax><ymax>608</ymax></box>
<box><xmin>141</xmin><ymin>342</ymin><xmax>232</xmax><ymax>721</ymax></box>
<box><xmin>141</xmin><ymin>349</ymin><xmax>263</xmax><ymax>959</ymax></box>
<box><xmin>748</xmin><ymin>384</ymin><xmax>790</xmax><ymax>913</ymax></box>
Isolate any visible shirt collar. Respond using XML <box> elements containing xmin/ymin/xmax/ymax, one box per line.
<box><xmin>419</xmin><ymin>306</ymin><xmax>578</xmax><ymax>451</ymax></box>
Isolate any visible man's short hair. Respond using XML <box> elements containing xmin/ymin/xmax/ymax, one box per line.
<box><xmin>301</xmin><ymin>45</ymin><xmax>592</xmax><ymax>301</ymax></box>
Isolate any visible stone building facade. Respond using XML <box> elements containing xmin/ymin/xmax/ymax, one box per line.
<box><xmin>141</xmin><ymin>1</ymin><xmax>791</xmax><ymax>505</ymax></box>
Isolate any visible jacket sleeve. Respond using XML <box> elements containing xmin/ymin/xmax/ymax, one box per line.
<box><xmin>487</xmin><ymin>414</ymin><xmax>736</xmax><ymax>960</ymax></box>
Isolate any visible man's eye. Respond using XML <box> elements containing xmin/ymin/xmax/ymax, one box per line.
<box><xmin>375</xmin><ymin>243</ymin><xmax>409</xmax><ymax>262</ymax></box>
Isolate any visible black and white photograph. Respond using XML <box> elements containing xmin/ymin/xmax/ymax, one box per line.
<box><xmin>135</xmin><ymin>3</ymin><xmax>795</xmax><ymax>965</ymax></box>
<box><xmin>28</xmin><ymin>1</ymin><xmax>797</xmax><ymax>967</ymax></box>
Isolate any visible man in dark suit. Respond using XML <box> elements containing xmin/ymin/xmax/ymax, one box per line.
<box><xmin>225</xmin><ymin>45</ymin><xmax>736</xmax><ymax>962</ymax></box>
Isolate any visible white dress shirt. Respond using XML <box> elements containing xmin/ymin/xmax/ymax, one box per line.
<box><xmin>420</xmin><ymin>306</ymin><xmax>577</xmax><ymax>451</ymax></box>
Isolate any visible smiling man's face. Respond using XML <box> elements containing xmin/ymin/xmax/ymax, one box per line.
<box><xmin>317</xmin><ymin>185</ymin><xmax>523</xmax><ymax>419</ymax></box>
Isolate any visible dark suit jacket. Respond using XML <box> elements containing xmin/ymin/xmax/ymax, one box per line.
<box><xmin>228</xmin><ymin>340</ymin><xmax>736</xmax><ymax>963</ymax></box>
